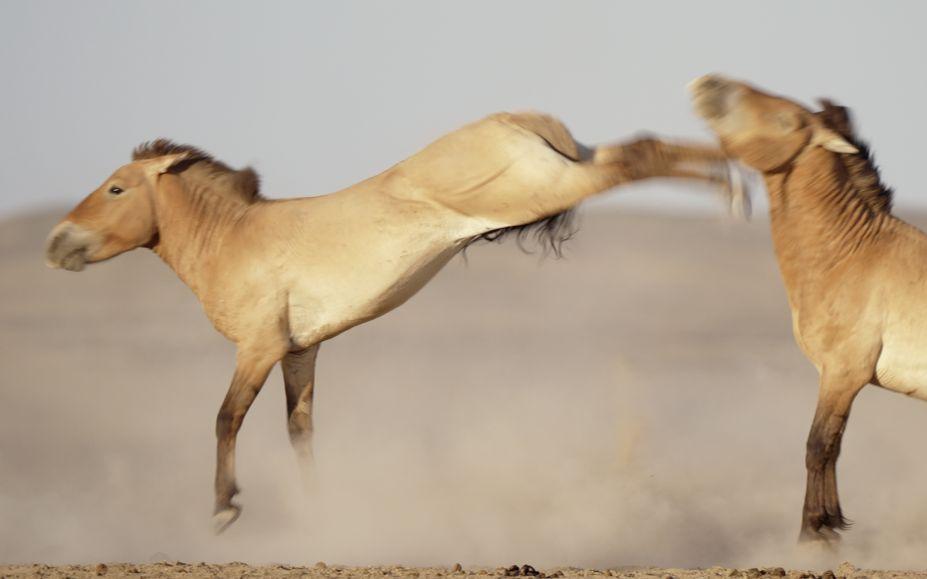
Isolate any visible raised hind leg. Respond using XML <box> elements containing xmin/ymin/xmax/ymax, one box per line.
<box><xmin>282</xmin><ymin>345</ymin><xmax>320</xmax><ymax>482</ymax></box>
<box><xmin>440</xmin><ymin>132</ymin><xmax>745</xmax><ymax>235</ymax></box>
<box><xmin>592</xmin><ymin>136</ymin><xmax>727</xmax><ymax>166</ymax></box>
<box><xmin>213</xmin><ymin>342</ymin><xmax>286</xmax><ymax>534</ymax></box>
<box><xmin>591</xmin><ymin>137</ymin><xmax>749</xmax><ymax>216</ymax></box>
<box><xmin>800</xmin><ymin>369</ymin><xmax>866</xmax><ymax>545</ymax></box>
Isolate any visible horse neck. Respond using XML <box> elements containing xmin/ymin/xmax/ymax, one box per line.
<box><xmin>151</xmin><ymin>174</ymin><xmax>250</xmax><ymax>296</ymax></box>
<box><xmin>765</xmin><ymin>147</ymin><xmax>890</xmax><ymax>296</ymax></box>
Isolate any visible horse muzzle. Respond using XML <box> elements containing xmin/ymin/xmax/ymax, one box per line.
<box><xmin>45</xmin><ymin>222</ymin><xmax>100</xmax><ymax>272</ymax></box>
<box><xmin>687</xmin><ymin>74</ymin><xmax>741</xmax><ymax>122</ymax></box>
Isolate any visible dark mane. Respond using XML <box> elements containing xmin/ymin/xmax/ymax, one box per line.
<box><xmin>816</xmin><ymin>100</ymin><xmax>893</xmax><ymax>213</ymax></box>
<box><xmin>464</xmin><ymin>208</ymin><xmax>578</xmax><ymax>257</ymax></box>
<box><xmin>132</xmin><ymin>139</ymin><xmax>263</xmax><ymax>204</ymax></box>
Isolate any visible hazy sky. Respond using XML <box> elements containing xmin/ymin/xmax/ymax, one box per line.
<box><xmin>2</xmin><ymin>1</ymin><xmax>925</xmax><ymax>217</ymax></box>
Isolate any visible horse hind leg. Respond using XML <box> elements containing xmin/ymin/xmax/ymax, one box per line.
<box><xmin>282</xmin><ymin>345</ymin><xmax>320</xmax><ymax>485</ymax></box>
<box><xmin>584</xmin><ymin>137</ymin><xmax>748</xmax><ymax>214</ymax></box>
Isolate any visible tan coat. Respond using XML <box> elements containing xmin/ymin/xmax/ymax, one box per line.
<box><xmin>46</xmin><ymin>111</ymin><xmax>741</xmax><ymax>532</ymax></box>
<box><xmin>690</xmin><ymin>75</ymin><xmax>927</xmax><ymax>545</ymax></box>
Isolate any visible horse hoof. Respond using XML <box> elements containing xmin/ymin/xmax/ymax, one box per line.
<box><xmin>212</xmin><ymin>505</ymin><xmax>241</xmax><ymax>534</ymax></box>
<box><xmin>723</xmin><ymin>162</ymin><xmax>751</xmax><ymax>221</ymax></box>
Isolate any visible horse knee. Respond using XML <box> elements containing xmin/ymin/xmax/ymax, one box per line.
<box><xmin>216</xmin><ymin>409</ymin><xmax>231</xmax><ymax>438</ymax></box>
<box><xmin>805</xmin><ymin>437</ymin><xmax>828</xmax><ymax>469</ymax></box>
<box><xmin>805</xmin><ymin>422</ymin><xmax>843</xmax><ymax>469</ymax></box>
<box><xmin>216</xmin><ymin>407</ymin><xmax>245</xmax><ymax>439</ymax></box>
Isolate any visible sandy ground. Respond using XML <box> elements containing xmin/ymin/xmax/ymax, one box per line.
<box><xmin>2</xmin><ymin>561</ymin><xmax>926</xmax><ymax>578</ymax></box>
<box><xmin>2</xmin><ymin>207</ymin><xmax>927</xmax><ymax>576</ymax></box>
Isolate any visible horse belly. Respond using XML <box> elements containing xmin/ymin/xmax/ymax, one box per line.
<box><xmin>286</xmin><ymin>243</ymin><xmax>461</xmax><ymax>349</ymax></box>
<box><xmin>875</xmin><ymin>341</ymin><xmax>927</xmax><ymax>401</ymax></box>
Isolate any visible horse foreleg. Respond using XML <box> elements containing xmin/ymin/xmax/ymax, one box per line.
<box><xmin>282</xmin><ymin>344</ymin><xmax>320</xmax><ymax>485</ymax></box>
<box><xmin>213</xmin><ymin>345</ymin><xmax>282</xmax><ymax>534</ymax></box>
<box><xmin>800</xmin><ymin>371</ymin><xmax>865</xmax><ymax>545</ymax></box>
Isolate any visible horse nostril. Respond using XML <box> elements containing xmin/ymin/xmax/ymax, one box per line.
<box><xmin>61</xmin><ymin>248</ymin><xmax>87</xmax><ymax>272</ymax></box>
<box><xmin>701</xmin><ymin>77</ymin><xmax>724</xmax><ymax>91</ymax></box>
<box><xmin>46</xmin><ymin>231</ymin><xmax>66</xmax><ymax>257</ymax></box>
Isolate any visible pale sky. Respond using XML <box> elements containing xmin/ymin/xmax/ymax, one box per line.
<box><xmin>2</xmin><ymin>1</ymin><xmax>924</xmax><ymax>217</ymax></box>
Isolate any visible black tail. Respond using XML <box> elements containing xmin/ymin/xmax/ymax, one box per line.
<box><xmin>463</xmin><ymin>208</ymin><xmax>578</xmax><ymax>257</ymax></box>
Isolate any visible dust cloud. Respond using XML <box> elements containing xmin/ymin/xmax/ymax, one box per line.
<box><xmin>2</xmin><ymin>209</ymin><xmax>926</xmax><ymax>569</ymax></box>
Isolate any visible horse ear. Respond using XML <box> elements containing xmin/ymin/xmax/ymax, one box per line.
<box><xmin>811</xmin><ymin>126</ymin><xmax>859</xmax><ymax>154</ymax></box>
<box><xmin>813</xmin><ymin>98</ymin><xmax>858</xmax><ymax>154</ymax></box>
<box><xmin>141</xmin><ymin>152</ymin><xmax>190</xmax><ymax>177</ymax></box>
<box><xmin>816</xmin><ymin>98</ymin><xmax>855</xmax><ymax>135</ymax></box>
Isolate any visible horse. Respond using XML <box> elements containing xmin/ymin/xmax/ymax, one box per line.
<box><xmin>689</xmin><ymin>74</ymin><xmax>926</xmax><ymax>545</ymax></box>
<box><xmin>45</xmin><ymin>111</ymin><xmax>743</xmax><ymax>533</ymax></box>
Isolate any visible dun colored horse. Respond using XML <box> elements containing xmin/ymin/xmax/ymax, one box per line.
<box><xmin>46</xmin><ymin>111</ymin><xmax>742</xmax><ymax>533</ymax></box>
<box><xmin>690</xmin><ymin>75</ymin><xmax>925</xmax><ymax>545</ymax></box>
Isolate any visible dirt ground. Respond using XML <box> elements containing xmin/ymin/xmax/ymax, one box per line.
<box><xmin>2</xmin><ymin>561</ymin><xmax>926</xmax><ymax>579</ymax></box>
<box><xmin>3</xmin><ymin>207</ymin><xmax>927</xmax><ymax>574</ymax></box>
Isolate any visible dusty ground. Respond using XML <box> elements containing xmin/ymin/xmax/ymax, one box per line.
<box><xmin>2</xmin><ymin>561</ymin><xmax>926</xmax><ymax>578</ymax></box>
<box><xmin>3</xmin><ymin>207</ymin><xmax>927</xmax><ymax>574</ymax></box>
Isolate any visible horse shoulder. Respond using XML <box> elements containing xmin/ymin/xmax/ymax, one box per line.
<box><xmin>193</xmin><ymin>202</ymin><xmax>308</xmax><ymax>343</ymax></box>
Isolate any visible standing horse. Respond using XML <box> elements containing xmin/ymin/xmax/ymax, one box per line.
<box><xmin>46</xmin><ymin>111</ymin><xmax>742</xmax><ymax>533</ymax></box>
<box><xmin>689</xmin><ymin>75</ymin><xmax>926</xmax><ymax>544</ymax></box>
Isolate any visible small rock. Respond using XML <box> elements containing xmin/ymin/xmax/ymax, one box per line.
<box><xmin>836</xmin><ymin>562</ymin><xmax>857</xmax><ymax>578</ymax></box>
<box><xmin>728</xmin><ymin>571</ymin><xmax>743</xmax><ymax>578</ymax></box>
<box><xmin>452</xmin><ymin>563</ymin><xmax>463</xmax><ymax>573</ymax></box>
<box><xmin>521</xmin><ymin>564</ymin><xmax>540</xmax><ymax>577</ymax></box>
<box><xmin>505</xmin><ymin>565</ymin><xmax>521</xmax><ymax>577</ymax></box>
<box><xmin>316</xmin><ymin>561</ymin><xmax>328</xmax><ymax>569</ymax></box>
<box><xmin>94</xmin><ymin>563</ymin><xmax>108</xmax><ymax>576</ymax></box>
<box><xmin>767</xmin><ymin>569</ymin><xmax>786</xmax><ymax>578</ymax></box>
<box><xmin>822</xmin><ymin>572</ymin><xmax>836</xmax><ymax>579</ymax></box>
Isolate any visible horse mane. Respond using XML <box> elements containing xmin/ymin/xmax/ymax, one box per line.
<box><xmin>815</xmin><ymin>99</ymin><xmax>893</xmax><ymax>213</ymax></box>
<box><xmin>132</xmin><ymin>139</ymin><xmax>263</xmax><ymax>204</ymax></box>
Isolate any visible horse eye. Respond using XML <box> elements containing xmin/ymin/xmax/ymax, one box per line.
<box><xmin>109</xmin><ymin>186</ymin><xmax>124</xmax><ymax>195</ymax></box>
